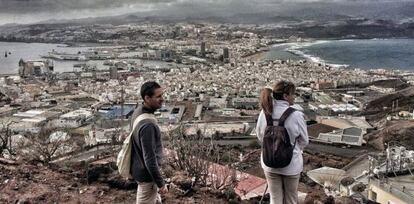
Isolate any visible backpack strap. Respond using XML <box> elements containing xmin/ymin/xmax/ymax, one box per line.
<box><xmin>265</xmin><ymin>113</ymin><xmax>273</xmax><ymax>127</ymax></box>
<box><xmin>278</xmin><ymin>107</ymin><xmax>296</xmax><ymax>127</ymax></box>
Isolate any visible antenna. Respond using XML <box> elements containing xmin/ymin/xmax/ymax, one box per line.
<box><xmin>307</xmin><ymin>167</ymin><xmax>347</xmax><ymax>196</ymax></box>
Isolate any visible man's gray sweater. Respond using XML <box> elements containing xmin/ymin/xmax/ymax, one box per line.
<box><xmin>129</xmin><ymin>105</ymin><xmax>164</xmax><ymax>188</ymax></box>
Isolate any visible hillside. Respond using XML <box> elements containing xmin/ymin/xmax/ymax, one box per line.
<box><xmin>364</xmin><ymin>120</ymin><xmax>414</xmax><ymax>150</ymax></box>
<box><xmin>363</xmin><ymin>86</ymin><xmax>414</xmax><ymax>124</ymax></box>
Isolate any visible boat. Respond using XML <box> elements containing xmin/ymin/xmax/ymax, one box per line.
<box><xmin>44</xmin><ymin>51</ymin><xmax>87</xmax><ymax>61</ymax></box>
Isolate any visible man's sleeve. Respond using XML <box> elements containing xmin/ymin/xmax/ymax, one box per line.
<box><xmin>139</xmin><ymin>123</ymin><xmax>165</xmax><ymax>188</ymax></box>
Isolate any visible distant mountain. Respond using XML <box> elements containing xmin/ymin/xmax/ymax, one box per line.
<box><xmin>1</xmin><ymin>1</ymin><xmax>413</xmax><ymax>27</ymax></box>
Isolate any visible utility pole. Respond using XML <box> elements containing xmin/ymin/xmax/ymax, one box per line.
<box><xmin>120</xmin><ymin>80</ymin><xmax>125</xmax><ymax>119</ymax></box>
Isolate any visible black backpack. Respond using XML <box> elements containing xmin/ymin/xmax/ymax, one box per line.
<box><xmin>262</xmin><ymin>107</ymin><xmax>297</xmax><ymax>168</ymax></box>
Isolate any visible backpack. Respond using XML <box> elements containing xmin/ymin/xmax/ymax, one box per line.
<box><xmin>262</xmin><ymin>107</ymin><xmax>297</xmax><ymax>168</ymax></box>
<box><xmin>117</xmin><ymin>113</ymin><xmax>157</xmax><ymax>179</ymax></box>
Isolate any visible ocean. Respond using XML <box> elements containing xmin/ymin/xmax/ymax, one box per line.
<box><xmin>0</xmin><ymin>42</ymin><xmax>171</xmax><ymax>75</ymax></box>
<box><xmin>264</xmin><ymin>39</ymin><xmax>414</xmax><ymax>71</ymax></box>
<box><xmin>0</xmin><ymin>42</ymin><xmax>90</xmax><ymax>74</ymax></box>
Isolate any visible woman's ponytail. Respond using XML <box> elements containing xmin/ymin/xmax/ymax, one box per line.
<box><xmin>259</xmin><ymin>87</ymin><xmax>273</xmax><ymax>115</ymax></box>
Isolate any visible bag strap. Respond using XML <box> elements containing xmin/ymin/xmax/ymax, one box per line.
<box><xmin>131</xmin><ymin>113</ymin><xmax>157</xmax><ymax>175</ymax></box>
<box><xmin>131</xmin><ymin>113</ymin><xmax>157</xmax><ymax>134</ymax></box>
<box><xmin>278</xmin><ymin>107</ymin><xmax>296</xmax><ymax>127</ymax></box>
<box><xmin>265</xmin><ymin>113</ymin><xmax>273</xmax><ymax>127</ymax></box>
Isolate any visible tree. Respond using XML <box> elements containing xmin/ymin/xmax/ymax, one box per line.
<box><xmin>166</xmin><ymin>125</ymin><xmax>238</xmax><ymax>191</ymax></box>
<box><xmin>23</xmin><ymin>127</ymin><xmax>72</xmax><ymax>163</ymax></box>
<box><xmin>0</xmin><ymin>119</ymin><xmax>16</xmax><ymax>157</ymax></box>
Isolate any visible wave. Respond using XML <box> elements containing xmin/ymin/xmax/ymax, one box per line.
<box><xmin>272</xmin><ymin>40</ymin><xmax>330</xmax><ymax>49</ymax></box>
<box><xmin>285</xmin><ymin>41</ymin><xmax>349</xmax><ymax>68</ymax></box>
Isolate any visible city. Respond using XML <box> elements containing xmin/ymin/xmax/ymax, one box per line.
<box><xmin>1</xmin><ymin>1</ymin><xmax>414</xmax><ymax>204</ymax></box>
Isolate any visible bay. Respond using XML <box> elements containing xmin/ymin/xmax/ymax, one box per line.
<box><xmin>264</xmin><ymin>39</ymin><xmax>414</xmax><ymax>70</ymax></box>
<box><xmin>0</xmin><ymin>42</ymin><xmax>171</xmax><ymax>75</ymax></box>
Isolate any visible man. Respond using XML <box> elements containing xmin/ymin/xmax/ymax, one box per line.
<box><xmin>130</xmin><ymin>81</ymin><xmax>168</xmax><ymax>204</ymax></box>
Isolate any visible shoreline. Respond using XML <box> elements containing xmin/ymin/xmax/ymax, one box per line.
<box><xmin>2</xmin><ymin>39</ymin><xmax>414</xmax><ymax>73</ymax></box>
<box><xmin>0</xmin><ymin>40</ymin><xmax>118</xmax><ymax>48</ymax></box>
<box><xmin>257</xmin><ymin>38</ymin><xmax>414</xmax><ymax>72</ymax></box>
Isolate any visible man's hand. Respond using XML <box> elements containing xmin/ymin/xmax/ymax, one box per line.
<box><xmin>158</xmin><ymin>185</ymin><xmax>168</xmax><ymax>194</ymax></box>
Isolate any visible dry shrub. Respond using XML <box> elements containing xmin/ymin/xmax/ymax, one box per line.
<box><xmin>166</xmin><ymin>125</ymin><xmax>238</xmax><ymax>191</ymax></box>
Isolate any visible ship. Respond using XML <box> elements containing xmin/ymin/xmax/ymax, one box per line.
<box><xmin>42</xmin><ymin>51</ymin><xmax>87</xmax><ymax>61</ymax></box>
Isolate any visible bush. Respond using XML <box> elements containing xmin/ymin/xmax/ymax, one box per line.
<box><xmin>248</xmin><ymin>140</ymin><xmax>261</xmax><ymax>149</ymax></box>
<box><xmin>166</xmin><ymin>125</ymin><xmax>238</xmax><ymax>191</ymax></box>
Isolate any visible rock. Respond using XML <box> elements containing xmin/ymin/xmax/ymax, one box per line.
<box><xmin>15</xmin><ymin>199</ymin><xmax>29</xmax><ymax>204</ymax></box>
<box><xmin>304</xmin><ymin>190</ymin><xmax>327</xmax><ymax>204</ymax></box>
<box><xmin>351</xmin><ymin>183</ymin><xmax>366</xmax><ymax>193</ymax></box>
<box><xmin>98</xmin><ymin>191</ymin><xmax>104</xmax><ymax>197</ymax></box>
<box><xmin>100</xmin><ymin>186</ymin><xmax>110</xmax><ymax>192</ymax></box>
<box><xmin>171</xmin><ymin>172</ymin><xmax>192</xmax><ymax>190</ymax></box>
<box><xmin>199</xmin><ymin>187</ymin><xmax>210</xmax><ymax>193</ymax></box>
<box><xmin>0</xmin><ymin>158</ymin><xmax>16</xmax><ymax>165</ymax></box>
<box><xmin>335</xmin><ymin>196</ymin><xmax>358</xmax><ymax>204</ymax></box>
<box><xmin>79</xmin><ymin>188</ymin><xmax>88</xmax><ymax>194</ymax></box>
<box><xmin>192</xmin><ymin>186</ymin><xmax>200</xmax><ymax>192</ymax></box>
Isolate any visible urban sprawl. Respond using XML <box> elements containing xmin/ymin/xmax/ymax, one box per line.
<box><xmin>1</xmin><ymin>22</ymin><xmax>414</xmax><ymax>203</ymax></box>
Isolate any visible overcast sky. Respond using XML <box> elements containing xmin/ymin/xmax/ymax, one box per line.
<box><xmin>0</xmin><ymin>0</ymin><xmax>413</xmax><ymax>25</ymax></box>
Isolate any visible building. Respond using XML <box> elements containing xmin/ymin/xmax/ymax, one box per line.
<box><xmin>307</xmin><ymin>123</ymin><xmax>338</xmax><ymax>138</ymax></box>
<box><xmin>346</xmin><ymin>90</ymin><xmax>365</xmax><ymax>96</ymax></box>
<box><xmin>86</xmin><ymin>127</ymin><xmax>126</xmax><ymax>146</ymax></box>
<box><xmin>194</xmin><ymin>104</ymin><xmax>203</xmax><ymax>120</ymax></box>
<box><xmin>223</xmin><ymin>47</ymin><xmax>229</xmax><ymax>59</ymax></box>
<box><xmin>110</xmin><ymin>66</ymin><xmax>118</xmax><ymax>79</ymax></box>
<box><xmin>200</xmin><ymin>42</ymin><xmax>206</xmax><ymax>57</ymax></box>
<box><xmin>367</xmin><ymin>146</ymin><xmax>414</xmax><ymax>203</ymax></box>
<box><xmin>223</xmin><ymin>47</ymin><xmax>229</xmax><ymax>62</ymax></box>
<box><xmin>18</xmin><ymin>59</ymin><xmax>54</xmax><ymax>78</ymax></box>
<box><xmin>155</xmin><ymin>105</ymin><xmax>185</xmax><ymax>124</ymax></box>
<box><xmin>317</xmin><ymin>127</ymin><xmax>365</xmax><ymax>146</ymax></box>
<box><xmin>209</xmin><ymin>97</ymin><xmax>228</xmax><ymax>109</ymax></box>
<box><xmin>368</xmin><ymin>177</ymin><xmax>413</xmax><ymax>204</ymax></box>
<box><xmin>317</xmin><ymin>116</ymin><xmax>374</xmax><ymax>131</ymax></box>
<box><xmin>55</xmin><ymin>109</ymin><xmax>93</xmax><ymax>128</ymax></box>
<box><xmin>231</xmin><ymin>97</ymin><xmax>258</xmax><ymax>109</ymax></box>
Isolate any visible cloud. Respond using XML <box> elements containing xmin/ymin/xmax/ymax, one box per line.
<box><xmin>0</xmin><ymin>0</ymin><xmax>176</xmax><ymax>14</ymax></box>
<box><xmin>0</xmin><ymin>0</ymin><xmax>413</xmax><ymax>25</ymax></box>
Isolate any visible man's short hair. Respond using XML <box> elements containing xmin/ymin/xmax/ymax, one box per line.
<box><xmin>140</xmin><ymin>81</ymin><xmax>161</xmax><ymax>100</ymax></box>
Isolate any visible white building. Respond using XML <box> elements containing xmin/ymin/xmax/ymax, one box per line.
<box><xmin>86</xmin><ymin>128</ymin><xmax>119</xmax><ymax>146</ymax></box>
<box><xmin>55</xmin><ymin>109</ymin><xmax>93</xmax><ymax>128</ymax></box>
<box><xmin>318</xmin><ymin>127</ymin><xmax>365</xmax><ymax>146</ymax></box>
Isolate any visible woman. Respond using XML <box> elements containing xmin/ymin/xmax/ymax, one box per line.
<box><xmin>256</xmin><ymin>81</ymin><xmax>309</xmax><ymax>204</ymax></box>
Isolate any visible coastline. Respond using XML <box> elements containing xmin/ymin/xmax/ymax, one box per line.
<box><xmin>0</xmin><ymin>40</ymin><xmax>118</xmax><ymax>48</ymax></box>
<box><xmin>243</xmin><ymin>49</ymin><xmax>268</xmax><ymax>61</ymax></box>
<box><xmin>261</xmin><ymin>38</ymin><xmax>414</xmax><ymax>71</ymax></box>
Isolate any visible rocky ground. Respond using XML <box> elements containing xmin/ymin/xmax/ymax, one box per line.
<box><xmin>363</xmin><ymin>85</ymin><xmax>414</xmax><ymax>125</ymax></box>
<box><xmin>1</xmin><ymin>146</ymin><xmax>358</xmax><ymax>204</ymax></box>
<box><xmin>365</xmin><ymin>120</ymin><xmax>414</xmax><ymax>151</ymax></box>
<box><xmin>230</xmin><ymin>146</ymin><xmax>354</xmax><ymax>203</ymax></box>
<box><xmin>0</xmin><ymin>159</ymin><xmax>235</xmax><ymax>204</ymax></box>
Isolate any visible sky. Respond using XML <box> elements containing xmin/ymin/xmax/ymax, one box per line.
<box><xmin>0</xmin><ymin>0</ymin><xmax>413</xmax><ymax>25</ymax></box>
